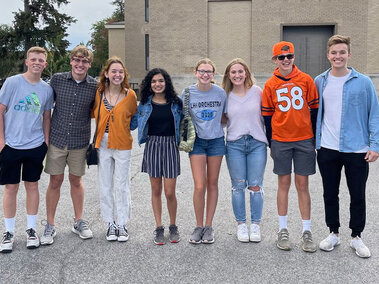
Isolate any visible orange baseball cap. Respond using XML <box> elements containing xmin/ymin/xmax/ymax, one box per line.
<box><xmin>272</xmin><ymin>41</ymin><xmax>295</xmax><ymax>58</ymax></box>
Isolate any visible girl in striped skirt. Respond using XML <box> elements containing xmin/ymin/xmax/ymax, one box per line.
<box><xmin>131</xmin><ymin>68</ymin><xmax>183</xmax><ymax>245</ymax></box>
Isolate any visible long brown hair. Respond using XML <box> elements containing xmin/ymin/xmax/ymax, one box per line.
<box><xmin>98</xmin><ymin>56</ymin><xmax>130</xmax><ymax>92</ymax></box>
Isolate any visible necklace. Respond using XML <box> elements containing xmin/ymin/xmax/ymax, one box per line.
<box><xmin>107</xmin><ymin>90</ymin><xmax>122</xmax><ymax>106</ymax></box>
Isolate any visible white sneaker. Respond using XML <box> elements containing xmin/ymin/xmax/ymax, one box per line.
<box><xmin>237</xmin><ymin>223</ymin><xmax>249</xmax><ymax>242</ymax></box>
<box><xmin>0</xmin><ymin>231</ymin><xmax>14</xmax><ymax>253</ymax></box>
<box><xmin>319</xmin><ymin>233</ymin><xmax>340</xmax><ymax>251</ymax></box>
<box><xmin>249</xmin><ymin>224</ymin><xmax>261</xmax><ymax>242</ymax></box>
<box><xmin>26</xmin><ymin>228</ymin><xmax>40</xmax><ymax>249</ymax></box>
<box><xmin>350</xmin><ymin>237</ymin><xmax>371</xmax><ymax>258</ymax></box>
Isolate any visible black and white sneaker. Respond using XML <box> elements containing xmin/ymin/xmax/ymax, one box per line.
<box><xmin>0</xmin><ymin>231</ymin><xmax>14</xmax><ymax>253</ymax></box>
<box><xmin>106</xmin><ymin>223</ymin><xmax>118</xmax><ymax>241</ymax></box>
<box><xmin>117</xmin><ymin>225</ymin><xmax>129</xmax><ymax>242</ymax></box>
<box><xmin>26</xmin><ymin>228</ymin><xmax>40</xmax><ymax>249</ymax></box>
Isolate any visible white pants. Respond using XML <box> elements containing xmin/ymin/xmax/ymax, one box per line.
<box><xmin>98</xmin><ymin>133</ymin><xmax>131</xmax><ymax>225</ymax></box>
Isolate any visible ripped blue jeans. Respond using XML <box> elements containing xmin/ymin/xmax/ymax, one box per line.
<box><xmin>226</xmin><ymin>135</ymin><xmax>267</xmax><ymax>223</ymax></box>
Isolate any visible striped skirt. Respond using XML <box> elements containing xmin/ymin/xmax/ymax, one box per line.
<box><xmin>142</xmin><ymin>136</ymin><xmax>180</xmax><ymax>178</ymax></box>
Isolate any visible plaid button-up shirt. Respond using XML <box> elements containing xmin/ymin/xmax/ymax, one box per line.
<box><xmin>50</xmin><ymin>72</ymin><xmax>98</xmax><ymax>150</ymax></box>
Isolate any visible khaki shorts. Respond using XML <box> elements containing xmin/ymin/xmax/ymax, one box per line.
<box><xmin>44</xmin><ymin>144</ymin><xmax>87</xmax><ymax>176</ymax></box>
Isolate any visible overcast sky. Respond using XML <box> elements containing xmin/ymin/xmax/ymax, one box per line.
<box><xmin>0</xmin><ymin>0</ymin><xmax>116</xmax><ymax>49</ymax></box>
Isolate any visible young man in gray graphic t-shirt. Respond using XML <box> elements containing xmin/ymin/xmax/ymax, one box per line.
<box><xmin>0</xmin><ymin>47</ymin><xmax>53</xmax><ymax>253</ymax></box>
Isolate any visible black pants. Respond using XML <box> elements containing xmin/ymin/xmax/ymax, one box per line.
<box><xmin>317</xmin><ymin>147</ymin><xmax>369</xmax><ymax>237</ymax></box>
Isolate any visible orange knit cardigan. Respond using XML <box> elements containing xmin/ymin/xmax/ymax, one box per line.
<box><xmin>92</xmin><ymin>88</ymin><xmax>137</xmax><ymax>150</ymax></box>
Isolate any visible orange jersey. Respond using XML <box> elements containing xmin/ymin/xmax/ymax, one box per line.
<box><xmin>262</xmin><ymin>65</ymin><xmax>319</xmax><ymax>142</ymax></box>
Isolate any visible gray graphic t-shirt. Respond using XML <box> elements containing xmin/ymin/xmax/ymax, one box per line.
<box><xmin>0</xmin><ymin>74</ymin><xmax>54</xmax><ymax>149</ymax></box>
<box><xmin>182</xmin><ymin>84</ymin><xmax>226</xmax><ymax>139</ymax></box>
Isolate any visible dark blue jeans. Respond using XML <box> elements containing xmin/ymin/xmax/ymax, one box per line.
<box><xmin>317</xmin><ymin>147</ymin><xmax>369</xmax><ymax>237</ymax></box>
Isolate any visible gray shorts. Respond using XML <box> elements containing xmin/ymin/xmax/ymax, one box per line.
<box><xmin>270</xmin><ymin>138</ymin><xmax>316</xmax><ymax>176</ymax></box>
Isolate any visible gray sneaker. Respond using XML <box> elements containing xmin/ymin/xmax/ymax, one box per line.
<box><xmin>277</xmin><ymin>228</ymin><xmax>291</xmax><ymax>250</ymax></box>
<box><xmin>301</xmin><ymin>230</ymin><xmax>317</xmax><ymax>252</ymax></box>
<box><xmin>0</xmin><ymin>231</ymin><xmax>14</xmax><ymax>253</ymax></box>
<box><xmin>72</xmin><ymin>219</ymin><xmax>93</xmax><ymax>239</ymax></box>
<box><xmin>117</xmin><ymin>225</ymin><xmax>129</xmax><ymax>242</ymax></box>
<box><xmin>40</xmin><ymin>222</ymin><xmax>56</xmax><ymax>245</ymax></box>
<box><xmin>106</xmin><ymin>223</ymin><xmax>118</xmax><ymax>241</ymax></box>
<box><xmin>154</xmin><ymin>226</ymin><xmax>165</xmax><ymax>245</ymax></box>
<box><xmin>189</xmin><ymin>226</ymin><xmax>203</xmax><ymax>244</ymax></box>
<box><xmin>168</xmin><ymin>225</ymin><xmax>180</xmax><ymax>243</ymax></box>
<box><xmin>202</xmin><ymin>226</ymin><xmax>215</xmax><ymax>244</ymax></box>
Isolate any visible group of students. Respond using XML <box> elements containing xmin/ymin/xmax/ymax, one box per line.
<box><xmin>0</xmin><ymin>35</ymin><xmax>378</xmax><ymax>259</ymax></box>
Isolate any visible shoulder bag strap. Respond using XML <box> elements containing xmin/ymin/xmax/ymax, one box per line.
<box><xmin>92</xmin><ymin>91</ymin><xmax>104</xmax><ymax>144</ymax></box>
<box><xmin>184</xmin><ymin>88</ymin><xmax>190</xmax><ymax>118</ymax></box>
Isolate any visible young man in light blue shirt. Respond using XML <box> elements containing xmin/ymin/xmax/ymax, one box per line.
<box><xmin>315</xmin><ymin>35</ymin><xmax>379</xmax><ymax>258</ymax></box>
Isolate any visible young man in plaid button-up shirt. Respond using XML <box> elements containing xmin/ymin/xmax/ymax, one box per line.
<box><xmin>40</xmin><ymin>45</ymin><xmax>98</xmax><ymax>245</ymax></box>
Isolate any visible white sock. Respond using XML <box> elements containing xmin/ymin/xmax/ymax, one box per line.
<box><xmin>302</xmin><ymin>219</ymin><xmax>311</xmax><ymax>232</ymax></box>
<box><xmin>278</xmin><ymin>215</ymin><xmax>287</xmax><ymax>230</ymax></box>
<box><xmin>27</xmin><ymin>215</ymin><xmax>37</xmax><ymax>230</ymax></box>
<box><xmin>4</xmin><ymin>217</ymin><xmax>15</xmax><ymax>234</ymax></box>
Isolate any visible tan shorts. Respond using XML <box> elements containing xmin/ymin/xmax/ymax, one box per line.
<box><xmin>44</xmin><ymin>144</ymin><xmax>87</xmax><ymax>176</ymax></box>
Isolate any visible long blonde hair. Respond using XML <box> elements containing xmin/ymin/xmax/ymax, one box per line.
<box><xmin>222</xmin><ymin>58</ymin><xmax>254</xmax><ymax>95</ymax></box>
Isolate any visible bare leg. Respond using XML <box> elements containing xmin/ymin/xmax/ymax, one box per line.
<box><xmin>69</xmin><ymin>174</ymin><xmax>85</xmax><ymax>222</ymax></box>
<box><xmin>163</xmin><ymin>178</ymin><xmax>177</xmax><ymax>225</ymax></box>
<box><xmin>294</xmin><ymin>174</ymin><xmax>311</xmax><ymax>220</ymax></box>
<box><xmin>277</xmin><ymin>174</ymin><xmax>291</xmax><ymax>216</ymax></box>
<box><xmin>3</xmin><ymin>184</ymin><xmax>19</xmax><ymax>218</ymax></box>
<box><xmin>46</xmin><ymin>174</ymin><xmax>64</xmax><ymax>225</ymax></box>
<box><xmin>150</xmin><ymin>177</ymin><xmax>163</xmax><ymax>227</ymax></box>
<box><xmin>190</xmin><ymin>155</ymin><xmax>207</xmax><ymax>227</ymax></box>
<box><xmin>204</xmin><ymin>156</ymin><xmax>223</xmax><ymax>226</ymax></box>
<box><xmin>24</xmin><ymin>181</ymin><xmax>39</xmax><ymax>215</ymax></box>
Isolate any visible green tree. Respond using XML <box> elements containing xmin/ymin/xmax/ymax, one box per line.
<box><xmin>111</xmin><ymin>0</ymin><xmax>125</xmax><ymax>21</ymax></box>
<box><xmin>14</xmin><ymin>0</ymin><xmax>76</xmax><ymax>56</ymax></box>
<box><xmin>0</xmin><ymin>25</ymin><xmax>23</xmax><ymax>78</ymax></box>
<box><xmin>88</xmin><ymin>0</ymin><xmax>125</xmax><ymax>77</ymax></box>
<box><xmin>0</xmin><ymin>0</ymin><xmax>76</xmax><ymax>77</ymax></box>
<box><xmin>88</xmin><ymin>19</ymin><xmax>109</xmax><ymax>77</ymax></box>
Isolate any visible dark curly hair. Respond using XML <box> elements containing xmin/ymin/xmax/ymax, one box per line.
<box><xmin>140</xmin><ymin>68</ymin><xmax>182</xmax><ymax>106</ymax></box>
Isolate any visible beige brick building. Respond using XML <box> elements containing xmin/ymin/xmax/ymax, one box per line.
<box><xmin>107</xmin><ymin>0</ymin><xmax>379</xmax><ymax>91</ymax></box>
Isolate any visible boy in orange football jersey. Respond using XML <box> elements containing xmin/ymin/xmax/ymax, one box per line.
<box><xmin>262</xmin><ymin>41</ymin><xmax>319</xmax><ymax>252</ymax></box>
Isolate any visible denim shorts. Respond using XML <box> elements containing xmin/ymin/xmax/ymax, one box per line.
<box><xmin>189</xmin><ymin>136</ymin><xmax>226</xmax><ymax>157</ymax></box>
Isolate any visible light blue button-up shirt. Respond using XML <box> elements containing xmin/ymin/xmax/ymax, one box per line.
<box><xmin>315</xmin><ymin>67</ymin><xmax>379</xmax><ymax>153</ymax></box>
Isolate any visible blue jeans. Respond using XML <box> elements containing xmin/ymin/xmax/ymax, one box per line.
<box><xmin>226</xmin><ymin>135</ymin><xmax>267</xmax><ymax>223</ymax></box>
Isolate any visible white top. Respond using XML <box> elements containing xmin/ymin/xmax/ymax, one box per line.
<box><xmin>226</xmin><ymin>85</ymin><xmax>268</xmax><ymax>144</ymax></box>
<box><xmin>321</xmin><ymin>70</ymin><xmax>368</xmax><ymax>152</ymax></box>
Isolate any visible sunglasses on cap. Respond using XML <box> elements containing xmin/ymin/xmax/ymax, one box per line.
<box><xmin>277</xmin><ymin>54</ymin><xmax>294</xmax><ymax>61</ymax></box>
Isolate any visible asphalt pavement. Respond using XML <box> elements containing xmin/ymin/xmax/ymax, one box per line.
<box><xmin>0</xmin><ymin>128</ymin><xmax>378</xmax><ymax>283</ymax></box>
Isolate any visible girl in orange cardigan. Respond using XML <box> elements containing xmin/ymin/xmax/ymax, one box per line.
<box><xmin>93</xmin><ymin>57</ymin><xmax>137</xmax><ymax>242</ymax></box>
